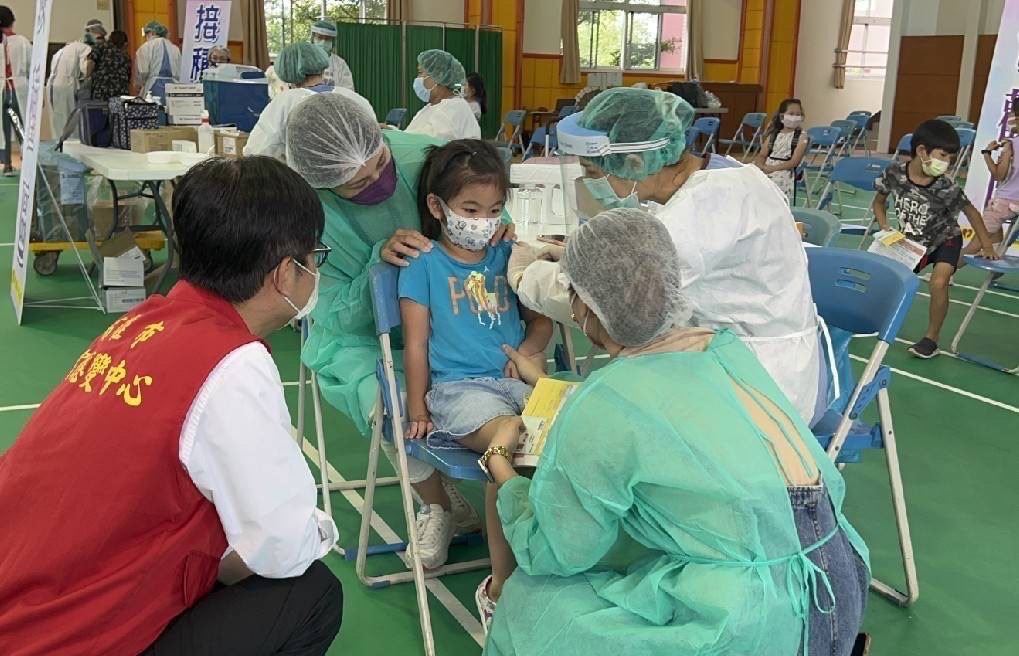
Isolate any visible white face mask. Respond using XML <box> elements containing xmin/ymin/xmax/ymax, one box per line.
<box><xmin>281</xmin><ymin>260</ymin><xmax>320</xmax><ymax>320</ymax></box>
<box><xmin>921</xmin><ymin>153</ymin><xmax>951</xmax><ymax>178</ymax></box>
<box><xmin>782</xmin><ymin>114</ymin><xmax>804</xmax><ymax>128</ymax></box>
<box><xmin>439</xmin><ymin>199</ymin><xmax>501</xmax><ymax>251</ymax></box>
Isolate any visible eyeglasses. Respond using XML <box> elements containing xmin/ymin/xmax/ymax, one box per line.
<box><xmin>310</xmin><ymin>243</ymin><xmax>332</xmax><ymax>267</ymax></box>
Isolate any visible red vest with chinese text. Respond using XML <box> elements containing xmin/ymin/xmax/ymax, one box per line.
<box><xmin>0</xmin><ymin>282</ymin><xmax>264</xmax><ymax>656</ymax></box>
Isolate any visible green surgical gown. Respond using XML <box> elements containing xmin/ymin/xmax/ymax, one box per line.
<box><xmin>486</xmin><ymin>331</ymin><xmax>869</xmax><ymax>656</ymax></box>
<box><xmin>302</xmin><ymin>130</ymin><xmax>442</xmax><ymax>433</ymax></box>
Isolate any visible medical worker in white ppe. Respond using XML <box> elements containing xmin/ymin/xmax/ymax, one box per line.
<box><xmin>510</xmin><ymin>87</ymin><xmax>829</xmax><ymax>425</ymax></box>
<box><xmin>245</xmin><ymin>42</ymin><xmax>373</xmax><ymax>160</ymax></box>
<box><xmin>404</xmin><ymin>49</ymin><xmax>480</xmax><ymax>141</ymax></box>
<box><xmin>47</xmin><ymin>21</ymin><xmax>103</xmax><ymax>141</ymax></box>
<box><xmin>0</xmin><ymin>5</ymin><xmax>30</xmax><ymax>172</ymax></box>
<box><xmin>134</xmin><ymin>20</ymin><xmax>180</xmax><ymax>100</ymax></box>
<box><xmin>310</xmin><ymin>19</ymin><xmax>355</xmax><ymax>91</ymax></box>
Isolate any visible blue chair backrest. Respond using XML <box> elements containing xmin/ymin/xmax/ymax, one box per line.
<box><xmin>742</xmin><ymin>112</ymin><xmax>768</xmax><ymax>128</ymax></box>
<box><xmin>385</xmin><ymin>107</ymin><xmax>407</xmax><ymax>127</ymax></box>
<box><xmin>846</xmin><ymin>111</ymin><xmax>872</xmax><ymax>129</ymax></box>
<box><xmin>685</xmin><ymin>126</ymin><xmax>698</xmax><ymax>146</ymax></box>
<box><xmin>830</xmin><ymin>119</ymin><xmax>857</xmax><ymax>137</ymax></box>
<box><xmin>792</xmin><ymin>208</ymin><xmax>841</xmax><ymax>247</ymax></box>
<box><xmin>693</xmin><ymin>116</ymin><xmax>720</xmax><ymax>133</ymax></box>
<box><xmin>369</xmin><ymin>263</ymin><xmax>402</xmax><ymax>336</ymax></box>
<box><xmin>955</xmin><ymin>127</ymin><xmax>976</xmax><ymax>147</ymax></box>
<box><xmin>807</xmin><ymin>126</ymin><xmax>842</xmax><ymax>147</ymax></box>
<box><xmin>805</xmin><ymin>248</ymin><xmax>919</xmax><ymax>344</ymax></box>
<box><xmin>896</xmin><ymin>133</ymin><xmax>912</xmax><ymax>154</ymax></box>
<box><xmin>505</xmin><ymin>110</ymin><xmax>527</xmax><ymax>127</ymax></box>
<box><xmin>530</xmin><ymin>126</ymin><xmax>547</xmax><ymax>144</ymax></box>
<box><xmin>558</xmin><ymin>105</ymin><xmax>578</xmax><ymax>119</ymax></box>
<box><xmin>936</xmin><ymin>115</ymin><xmax>960</xmax><ymax>121</ymax></box>
<box><xmin>828</xmin><ymin>156</ymin><xmax>890</xmax><ymax>190</ymax></box>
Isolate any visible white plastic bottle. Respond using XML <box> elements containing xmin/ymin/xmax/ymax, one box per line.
<box><xmin>198</xmin><ymin>110</ymin><xmax>215</xmax><ymax>155</ymax></box>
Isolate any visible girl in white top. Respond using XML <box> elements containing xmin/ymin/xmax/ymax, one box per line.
<box><xmin>465</xmin><ymin>72</ymin><xmax>486</xmax><ymax>122</ymax></box>
<box><xmin>405</xmin><ymin>49</ymin><xmax>480</xmax><ymax>141</ymax></box>
<box><xmin>755</xmin><ymin>98</ymin><xmax>810</xmax><ymax>204</ymax></box>
<box><xmin>134</xmin><ymin>21</ymin><xmax>180</xmax><ymax>99</ymax></box>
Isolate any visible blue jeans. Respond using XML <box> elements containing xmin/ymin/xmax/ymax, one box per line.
<box><xmin>789</xmin><ymin>486</ymin><xmax>869</xmax><ymax>656</ymax></box>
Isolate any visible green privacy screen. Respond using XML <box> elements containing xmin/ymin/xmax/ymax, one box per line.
<box><xmin>336</xmin><ymin>22</ymin><xmax>503</xmax><ymax>139</ymax></box>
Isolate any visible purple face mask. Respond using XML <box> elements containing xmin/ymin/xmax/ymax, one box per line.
<box><xmin>348</xmin><ymin>156</ymin><xmax>397</xmax><ymax>205</ymax></box>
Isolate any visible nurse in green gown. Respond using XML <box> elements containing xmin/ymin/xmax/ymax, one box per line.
<box><xmin>484</xmin><ymin>209</ymin><xmax>870</xmax><ymax>656</ymax></box>
<box><xmin>284</xmin><ymin>93</ymin><xmax>512</xmax><ymax>521</ymax></box>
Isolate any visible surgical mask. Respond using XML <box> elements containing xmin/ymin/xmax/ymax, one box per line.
<box><xmin>282</xmin><ymin>260</ymin><xmax>320</xmax><ymax>320</ymax></box>
<box><xmin>348</xmin><ymin>155</ymin><xmax>397</xmax><ymax>205</ymax></box>
<box><xmin>84</xmin><ymin>33</ymin><xmax>96</xmax><ymax>46</ymax></box>
<box><xmin>582</xmin><ymin>176</ymin><xmax>640</xmax><ymax>211</ymax></box>
<box><xmin>413</xmin><ymin>76</ymin><xmax>433</xmax><ymax>103</ymax></box>
<box><xmin>921</xmin><ymin>153</ymin><xmax>950</xmax><ymax>177</ymax></box>
<box><xmin>439</xmin><ymin>199</ymin><xmax>500</xmax><ymax>251</ymax></box>
<box><xmin>782</xmin><ymin>114</ymin><xmax>803</xmax><ymax>128</ymax></box>
<box><xmin>312</xmin><ymin>38</ymin><xmax>332</xmax><ymax>53</ymax></box>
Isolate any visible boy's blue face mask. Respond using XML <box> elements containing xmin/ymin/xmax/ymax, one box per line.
<box><xmin>582</xmin><ymin>175</ymin><xmax>640</xmax><ymax>211</ymax></box>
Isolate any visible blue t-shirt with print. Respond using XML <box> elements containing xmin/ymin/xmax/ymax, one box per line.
<box><xmin>398</xmin><ymin>241</ymin><xmax>524</xmax><ymax>384</ymax></box>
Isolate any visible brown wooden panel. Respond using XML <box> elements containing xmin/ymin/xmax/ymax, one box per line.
<box><xmin>889</xmin><ymin>35</ymin><xmax>963</xmax><ymax>154</ymax></box>
<box><xmin>969</xmin><ymin>34</ymin><xmax>997</xmax><ymax>125</ymax></box>
<box><xmin>702</xmin><ymin>82</ymin><xmax>765</xmax><ymax>141</ymax></box>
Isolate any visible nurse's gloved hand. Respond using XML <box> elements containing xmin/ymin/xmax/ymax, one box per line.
<box><xmin>501</xmin><ymin>345</ymin><xmax>547</xmax><ymax>387</ymax></box>
<box><xmin>507</xmin><ymin>242</ymin><xmax>540</xmax><ymax>291</ymax></box>
<box><xmin>381</xmin><ymin>229</ymin><xmax>433</xmax><ymax>267</ymax></box>
<box><xmin>491</xmin><ymin>222</ymin><xmax>517</xmax><ymax>245</ymax></box>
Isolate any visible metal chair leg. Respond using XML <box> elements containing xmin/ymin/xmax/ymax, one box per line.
<box><xmin>868</xmin><ymin>387</ymin><xmax>919</xmax><ymax>607</ymax></box>
<box><xmin>949</xmin><ymin>272</ymin><xmax>992</xmax><ymax>353</ymax></box>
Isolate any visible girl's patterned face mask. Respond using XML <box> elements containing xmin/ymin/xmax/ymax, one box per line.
<box><xmin>438</xmin><ymin>198</ymin><xmax>500</xmax><ymax>251</ymax></box>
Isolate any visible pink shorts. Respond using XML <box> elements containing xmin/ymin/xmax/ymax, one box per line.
<box><xmin>982</xmin><ymin>197</ymin><xmax>1018</xmax><ymax>233</ymax></box>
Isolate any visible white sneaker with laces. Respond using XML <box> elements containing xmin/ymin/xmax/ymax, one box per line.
<box><xmin>406</xmin><ymin>504</ymin><xmax>456</xmax><ymax>570</ymax></box>
<box><xmin>475</xmin><ymin>575</ymin><xmax>497</xmax><ymax>634</ymax></box>
<box><xmin>442</xmin><ymin>477</ymin><xmax>482</xmax><ymax>532</ymax></box>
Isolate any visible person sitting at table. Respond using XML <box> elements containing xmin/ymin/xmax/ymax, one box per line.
<box><xmin>245</xmin><ymin>42</ymin><xmax>374</xmax><ymax>160</ymax></box>
<box><xmin>482</xmin><ymin>208</ymin><xmax>870</xmax><ymax>656</ymax></box>
<box><xmin>405</xmin><ymin>49</ymin><xmax>480</xmax><ymax>141</ymax></box>
<box><xmin>0</xmin><ymin>156</ymin><xmax>342</xmax><ymax>655</ymax></box>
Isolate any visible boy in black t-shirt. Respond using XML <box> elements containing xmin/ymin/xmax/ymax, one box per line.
<box><xmin>873</xmin><ymin>119</ymin><xmax>999</xmax><ymax>359</ymax></box>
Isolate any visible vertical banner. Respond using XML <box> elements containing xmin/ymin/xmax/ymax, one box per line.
<box><xmin>9</xmin><ymin>0</ymin><xmax>53</xmax><ymax>324</ymax></box>
<box><xmin>181</xmin><ymin>1</ymin><xmax>232</xmax><ymax>83</ymax></box>
<box><xmin>964</xmin><ymin>0</ymin><xmax>1019</xmax><ymax>253</ymax></box>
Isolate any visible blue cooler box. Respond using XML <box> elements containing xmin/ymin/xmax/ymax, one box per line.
<box><xmin>203</xmin><ymin>73</ymin><xmax>269</xmax><ymax>133</ymax></box>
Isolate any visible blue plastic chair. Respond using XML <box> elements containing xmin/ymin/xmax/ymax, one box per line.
<box><xmin>523</xmin><ymin>125</ymin><xmax>557</xmax><ymax>159</ymax></box>
<box><xmin>936</xmin><ymin>114</ymin><xmax>961</xmax><ymax>122</ymax></box>
<box><xmin>495</xmin><ymin>109</ymin><xmax>528</xmax><ymax>156</ymax></box>
<box><xmin>952</xmin><ymin>127</ymin><xmax>976</xmax><ymax>176</ymax></box>
<box><xmin>690</xmin><ymin>116</ymin><xmax>721</xmax><ymax>153</ymax></box>
<box><xmin>719</xmin><ymin>111</ymin><xmax>768</xmax><ymax>156</ymax></box>
<box><xmin>792</xmin><ymin>207</ymin><xmax>841</xmax><ymax>246</ymax></box>
<box><xmin>384</xmin><ymin>107</ymin><xmax>408</xmax><ymax>129</ymax></box>
<box><xmin>558</xmin><ymin>104</ymin><xmax>578</xmax><ymax>119</ymax></box>
<box><xmin>803</xmin><ymin>126</ymin><xmax>844</xmax><ymax>190</ymax></box>
<box><xmin>816</xmin><ymin>157</ymin><xmax>890</xmax><ymax>235</ymax></box>
<box><xmin>949</xmin><ymin>220</ymin><xmax>1019</xmax><ymax>373</ymax></box>
<box><xmin>830</xmin><ymin>119</ymin><xmax>859</xmax><ymax>157</ymax></box>
<box><xmin>895</xmin><ymin>132</ymin><xmax>912</xmax><ymax>157</ymax></box>
<box><xmin>806</xmin><ymin>247</ymin><xmax>920</xmax><ymax>607</ymax></box>
<box><xmin>845</xmin><ymin>110</ymin><xmax>873</xmax><ymax>151</ymax></box>
<box><xmin>942</xmin><ymin>118</ymin><xmax>974</xmax><ymax>130</ymax></box>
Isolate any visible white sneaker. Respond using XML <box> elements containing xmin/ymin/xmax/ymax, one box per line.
<box><xmin>406</xmin><ymin>504</ymin><xmax>456</xmax><ymax>570</ymax></box>
<box><xmin>475</xmin><ymin>575</ymin><xmax>496</xmax><ymax>634</ymax></box>
<box><xmin>443</xmin><ymin>477</ymin><xmax>482</xmax><ymax>532</ymax></box>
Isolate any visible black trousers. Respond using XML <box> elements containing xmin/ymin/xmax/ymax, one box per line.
<box><xmin>143</xmin><ymin>560</ymin><xmax>343</xmax><ymax>656</ymax></box>
<box><xmin>1</xmin><ymin>85</ymin><xmax>22</xmax><ymax>171</ymax></box>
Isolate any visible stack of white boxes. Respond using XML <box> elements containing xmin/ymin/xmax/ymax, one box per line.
<box><xmin>100</xmin><ymin>233</ymin><xmax>147</xmax><ymax>313</ymax></box>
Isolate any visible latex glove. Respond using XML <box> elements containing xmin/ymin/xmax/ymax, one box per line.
<box><xmin>508</xmin><ymin>242</ymin><xmax>541</xmax><ymax>291</ymax></box>
<box><xmin>501</xmin><ymin>344</ymin><xmax>547</xmax><ymax>387</ymax></box>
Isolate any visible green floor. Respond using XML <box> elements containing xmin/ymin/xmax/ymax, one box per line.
<box><xmin>2</xmin><ymin>174</ymin><xmax>1018</xmax><ymax>656</ymax></box>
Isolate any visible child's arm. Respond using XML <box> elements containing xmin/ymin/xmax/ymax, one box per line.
<box><xmin>993</xmin><ymin>141</ymin><xmax>1013</xmax><ymax>182</ymax></box>
<box><xmin>765</xmin><ymin>137</ymin><xmax>810</xmax><ymax>173</ymax></box>
<box><xmin>505</xmin><ymin>307</ymin><xmax>553</xmax><ymax>380</ymax></box>
<box><xmin>872</xmin><ymin>191</ymin><xmax>891</xmax><ymax>231</ymax></box>
<box><xmin>962</xmin><ymin>204</ymin><xmax>1001</xmax><ymax>259</ymax></box>
<box><xmin>400</xmin><ymin>298</ymin><xmax>433</xmax><ymax>438</ymax></box>
<box><xmin>753</xmin><ymin>132</ymin><xmax>773</xmax><ymax>171</ymax></box>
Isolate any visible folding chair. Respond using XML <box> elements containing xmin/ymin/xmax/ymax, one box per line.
<box><xmin>830</xmin><ymin>119</ymin><xmax>859</xmax><ymax>158</ymax></box>
<box><xmin>495</xmin><ymin>109</ymin><xmax>528</xmax><ymax>157</ymax></box>
<box><xmin>792</xmin><ymin>207</ymin><xmax>841</xmax><ymax>247</ymax></box>
<box><xmin>952</xmin><ymin>127</ymin><xmax>976</xmax><ymax>177</ymax></box>
<box><xmin>522</xmin><ymin>125</ymin><xmax>557</xmax><ymax>160</ymax></box>
<box><xmin>794</xmin><ymin>164</ymin><xmax>813</xmax><ymax>207</ymax></box>
<box><xmin>845</xmin><ymin>111</ymin><xmax>873</xmax><ymax>153</ymax></box>
<box><xmin>803</xmin><ymin>126</ymin><xmax>844</xmax><ymax>193</ymax></box>
<box><xmin>949</xmin><ymin>219</ymin><xmax>1019</xmax><ymax>373</ymax></box>
<box><xmin>942</xmin><ymin>118</ymin><xmax>974</xmax><ymax>130</ymax></box>
<box><xmin>294</xmin><ymin>319</ymin><xmax>400</xmax><ymax>557</ymax></box>
<box><xmin>384</xmin><ymin>107</ymin><xmax>408</xmax><ymax>129</ymax></box>
<box><xmin>894</xmin><ymin>133</ymin><xmax>912</xmax><ymax>160</ymax></box>
<box><xmin>691</xmin><ymin>116</ymin><xmax>721</xmax><ymax>153</ymax></box>
<box><xmin>720</xmin><ymin>111</ymin><xmax>768</xmax><ymax>157</ymax></box>
<box><xmin>806</xmin><ymin>247</ymin><xmax>921</xmax><ymax>607</ymax></box>
<box><xmin>816</xmin><ymin>157</ymin><xmax>890</xmax><ymax>237</ymax></box>
<box><xmin>936</xmin><ymin>114</ymin><xmax>961</xmax><ymax>122</ymax></box>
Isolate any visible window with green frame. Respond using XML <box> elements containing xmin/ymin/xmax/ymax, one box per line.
<box><xmin>264</xmin><ymin>0</ymin><xmax>386</xmax><ymax>56</ymax></box>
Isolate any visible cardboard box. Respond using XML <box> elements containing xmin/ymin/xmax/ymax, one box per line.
<box><xmin>215</xmin><ymin>130</ymin><xmax>249</xmax><ymax>158</ymax></box>
<box><xmin>99</xmin><ymin>231</ymin><xmax>146</xmax><ymax>288</ymax></box>
<box><xmin>130</xmin><ymin>126</ymin><xmax>199</xmax><ymax>154</ymax></box>
<box><xmin>165</xmin><ymin>83</ymin><xmax>206</xmax><ymax>125</ymax></box>
<box><xmin>103</xmin><ymin>287</ymin><xmax>146</xmax><ymax>314</ymax></box>
<box><xmin>92</xmin><ymin>197</ymin><xmax>147</xmax><ymax>238</ymax></box>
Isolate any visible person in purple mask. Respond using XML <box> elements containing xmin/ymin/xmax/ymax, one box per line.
<box><xmin>285</xmin><ymin>93</ymin><xmax>515</xmax><ymax>540</ymax></box>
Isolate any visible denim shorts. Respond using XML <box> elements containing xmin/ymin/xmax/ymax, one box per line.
<box><xmin>789</xmin><ymin>485</ymin><xmax>870</xmax><ymax>656</ymax></box>
<box><xmin>425</xmin><ymin>377</ymin><xmax>532</xmax><ymax>448</ymax></box>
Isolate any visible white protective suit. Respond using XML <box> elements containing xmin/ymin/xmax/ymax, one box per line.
<box><xmin>244</xmin><ymin>86</ymin><xmax>375</xmax><ymax>160</ymax></box>
<box><xmin>405</xmin><ymin>97</ymin><xmax>480</xmax><ymax>141</ymax></box>
<box><xmin>47</xmin><ymin>41</ymin><xmax>90</xmax><ymax>141</ymax></box>
<box><xmin>324</xmin><ymin>53</ymin><xmax>354</xmax><ymax>91</ymax></box>
<box><xmin>264</xmin><ymin>65</ymin><xmax>289</xmax><ymax>99</ymax></box>
<box><xmin>517</xmin><ymin>163</ymin><xmax>825</xmax><ymax>424</ymax></box>
<box><xmin>135</xmin><ymin>37</ymin><xmax>180</xmax><ymax>98</ymax></box>
<box><xmin>0</xmin><ymin>33</ymin><xmax>32</xmax><ymax>149</ymax></box>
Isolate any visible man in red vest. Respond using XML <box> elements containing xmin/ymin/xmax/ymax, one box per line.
<box><xmin>0</xmin><ymin>156</ymin><xmax>342</xmax><ymax>655</ymax></box>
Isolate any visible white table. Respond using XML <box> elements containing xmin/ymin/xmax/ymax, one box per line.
<box><xmin>61</xmin><ymin>141</ymin><xmax>209</xmax><ymax>291</ymax></box>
